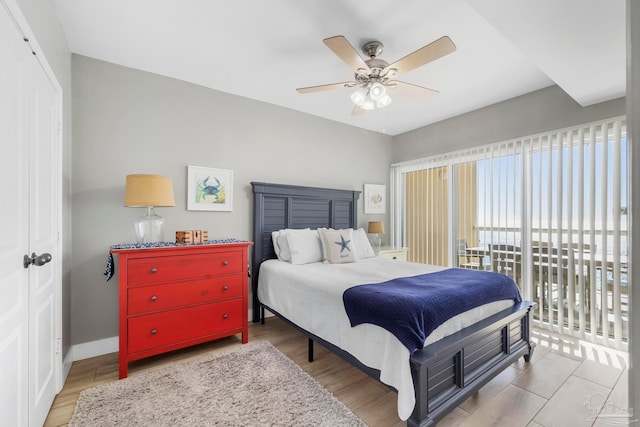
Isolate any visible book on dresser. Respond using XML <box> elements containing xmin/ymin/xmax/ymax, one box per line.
<box><xmin>111</xmin><ymin>241</ymin><xmax>253</xmax><ymax>379</ymax></box>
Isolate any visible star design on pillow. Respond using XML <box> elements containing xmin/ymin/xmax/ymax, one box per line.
<box><xmin>334</xmin><ymin>235</ymin><xmax>351</xmax><ymax>254</ymax></box>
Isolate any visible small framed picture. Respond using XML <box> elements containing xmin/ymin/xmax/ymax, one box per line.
<box><xmin>187</xmin><ymin>165</ymin><xmax>233</xmax><ymax>211</ymax></box>
<box><xmin>364</xmin><ymin>184</ymin><xmax>385</xmax><ymax>214</ymax></box>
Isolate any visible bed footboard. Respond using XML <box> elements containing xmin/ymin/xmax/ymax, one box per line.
<box><xmin>408</xmin><ymin>301</ymin><xmax>535</xmax><ymax>427</ymax></box>
<box><xmin>262</xmin><ymin>301</ymin><xmax>535</xmax><ymax>427</ymax></box>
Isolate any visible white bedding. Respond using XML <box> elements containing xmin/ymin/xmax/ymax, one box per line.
<box><xmin>257</xmin><ymin>257</ymin><xmax>514</xmax><ymax>420</ymax></box>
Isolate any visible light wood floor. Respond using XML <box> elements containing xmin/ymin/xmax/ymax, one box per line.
<box><xmin>45</xmin><ymin>317</ymin><xmax>629</xmax><ymax>427</ymax></box>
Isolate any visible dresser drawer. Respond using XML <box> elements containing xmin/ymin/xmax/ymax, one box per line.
<box><xmin>377</xmin><ymin>248</ymin><xmax>408</xmax><ymax>261</ymax></box>
<box><xmin>128</xmin><ymin>274</ymin><xmax>243</xmax><ymax>315</ymax></box>
<box><xmin>127</xmin><ymin>251</ymin><xmax>243</xmax><ymax>286</ymax></box>
<box><xmin>127</xmin><ymin>299</ymin><xmax>243</xmax><ymax>354</ymax></box>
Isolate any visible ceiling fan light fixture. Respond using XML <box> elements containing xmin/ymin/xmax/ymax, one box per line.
<box><xmin>350</xmin><ymin>87</ymin><xmax>368</xmax><ymax>106</ymax></box>
<box><xmin>368</xmin><ymin>82</ymin><xmax>386</xmax><ymax>101</ymax></box>
<box><xmin>361</xmin><ymin>98</ymin><xmax>375</xmax><ymax>111</ymax></box>
<box><xmin>376</xmin><ymin>94</ymin><xmax>392</xmax><ymax>108</ymax></box>
<box><xmin>297</xmin><ymin>35</ymin><xmax>456</xmax><ymax>115</ymax></box>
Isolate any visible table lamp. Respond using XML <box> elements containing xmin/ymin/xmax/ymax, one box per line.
<box><xmin>124</xmin><ymin>174</ymin><xmax>175</xmax><ymax>243</ymax></box>
<box><xmin>367</xmin><ymin>221</ymin><xmax>385</xmax><ymax>251</ymax></box>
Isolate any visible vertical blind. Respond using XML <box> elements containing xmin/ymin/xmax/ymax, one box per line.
<box><xmin>404</xmin><ymin>166</ymin><xmax>449</xmax><ymax>266</ymax></box>
<box><xmin>390</xmin><ymin>117</ymin><xmax>629</xmax><ymax>349</ymax></box>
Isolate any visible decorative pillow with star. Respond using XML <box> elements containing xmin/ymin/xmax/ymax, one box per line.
<box><xmin>319</xmin><ymin>228</ymin><xmax>357</xmax><ymax>264</ymax></box>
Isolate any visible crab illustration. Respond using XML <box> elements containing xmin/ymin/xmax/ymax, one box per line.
<box><xmin>196</xmin><ymin>176</ymin><xmax>226</xmax><ymax>204</ymax></box>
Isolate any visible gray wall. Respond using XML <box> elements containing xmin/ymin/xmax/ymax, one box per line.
<box><xmin>392</xmin><ymin>85</ymin><xmax>626</xmax><ymax>163</ymax></box>
<box><xmin>15</xmin><ymin>0</ymin><xmax>73</xmax><ymax>358</ymax></box>
<box><xmin>71</xmin><ymin>55</ymin><xmax>393</xmax><ymax>345</ymax></box>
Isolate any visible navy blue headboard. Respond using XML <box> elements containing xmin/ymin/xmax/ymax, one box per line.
<box><xmin>251</xmin><ymin>182</ymin><xmax>360</xmax><ymax>322</ymax></box>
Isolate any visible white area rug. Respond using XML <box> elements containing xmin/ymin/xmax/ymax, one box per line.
<box><xmin>69</xmin><ymin>340</ymin><xmax>366</xmax><ymax>426</ymax></box>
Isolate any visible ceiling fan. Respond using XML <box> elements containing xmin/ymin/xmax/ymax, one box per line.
<box><xmin>296</xmin><ymin>35</ymin><xmax>456</xmax><ymax>115</ymax></box>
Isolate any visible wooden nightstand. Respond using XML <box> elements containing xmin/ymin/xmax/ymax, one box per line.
<box><xmin>111</xmin><ymin>241</ymin><xmax>253</xmax><ymax>378</ymax></box>
<box><xmin>376</xmin><ymin>246</ymin><xmax>408</xmax><ymax>261</ymax></box>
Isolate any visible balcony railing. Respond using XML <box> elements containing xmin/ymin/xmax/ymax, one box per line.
<box><xmin>459</xmin><ymin>230</ymin><xmax>628</xmax><ymax>349</ymax></box>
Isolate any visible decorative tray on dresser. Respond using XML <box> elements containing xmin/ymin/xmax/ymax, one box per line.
<box><xmin>110</xmin><ymin>241</ymin><xmax>253</xmax><ymax>378</ymax></box>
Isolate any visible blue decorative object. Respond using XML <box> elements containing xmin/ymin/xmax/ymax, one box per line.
<box><xmin>104</xmin><ymin>239</ymin><xmax>246</xmax><ymax>281</ymax></box>
<box><xmin>334</xmin><ymin>235</ymin><xmax>352</xmax><ymax>254</ymax></box>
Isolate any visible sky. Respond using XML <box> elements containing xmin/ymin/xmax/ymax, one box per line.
<box><xmin>473</xmin><ymin>138</ymin><xmax>628</xmax><ymax>253</ymax></box>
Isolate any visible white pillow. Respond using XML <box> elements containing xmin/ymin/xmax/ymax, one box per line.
<box><xmin>353</xmin><ymin>228</ymin><xmax>375</xmax><ymax>259</ymax></box>
<box><xmin>319</xmin><ymin>228</ymin><xmax>358</xmax><ymax>264</ymax></box>
<box><xmin>287</xmin><ymin>229</ymin><xmax>323</xmax><ymax>265</ymax></box>
<box><xmin>275</xmin><ymin>228</ymin><xmax>309</xmax><ymax>262</ymax></box>
<box><xmin>271</xmin><ymin>231</ymin><xmax>281</xmax><ymax>259</ymax></box>
<box><xmin>276</xmin><ymin>230</ymin><xmax>292</xmax><ymax>262</ymax></box>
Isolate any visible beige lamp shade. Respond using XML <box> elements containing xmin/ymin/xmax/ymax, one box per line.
<box><xmin>124</xmin><ymin>174</ymin><xmax>176</xmax><ymax>207</ymax></box>
<box><xmin>367</xmin><ymin>221</ymin><xmax>384</xmax><ymax>234</ymax></box>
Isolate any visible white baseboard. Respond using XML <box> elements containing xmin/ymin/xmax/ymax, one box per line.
<box><xmin>62</xmin><ymin>348</ymin><xmax>73</xmax><ymax>378</ymax></box>
<box><xmin>58</xmin><ymin>347</ymin><xmax>74</xmax><ymax>391</ymax></box>
<box><xmin>262</xmin><ymin>307</ymin><xmax>275</xmax><ymax>318</ymax></box>
<box><xmin>72</xmin><ymin>336</ymin><xmax>118</xmax><ymax>361</ymax></box>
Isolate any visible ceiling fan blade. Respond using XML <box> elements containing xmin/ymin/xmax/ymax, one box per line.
<box><xmin>296</xmin><ymin>81</ymin><xmax>354</xmax><ymax>94</ymax></box>
<box><xmin>383</xmin><ymin>36</ymin><xmax>456</xmax><ymax>77</ymax></box>
<box><xmin>351</xmin><ymin>104</ymin><xmax>367</xmax><ymax>115</ymax></box>
<box><xmin>323</xmin><ymin>36</ymin><xmax>371</xmax><ymax>74</ymax></box>
<box><xmin>387</xmin><ymin>81</ymin><xmax>439</xmax><ymax>100</ymax></box>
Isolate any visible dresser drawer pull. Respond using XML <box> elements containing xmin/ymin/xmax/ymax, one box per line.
<box><xmin>150</xmin><ymin>295</ymin><xmax>158</xmax><ymax>301</ymax></box>
<box><xmin>151</xmin><ymin>329</ymin><xmax>157</xmax><ymax>335</ymax></box>
<box><xmin>223</xmin><ymin>285</ymin><xmax>229</xmax><ymax>291</ymax></box>
<box><xmin>223</xmin><ymin>261</ymin><xmax>229</xmax><ymax>266</ymax></box>
<box><xmin>223</xmin><ymin>314</ymin><xmax>228</xmax><ymax>319</ymax></box>
<box><xmin>150</xmin><ymin>268</ymin><xmax>157</xmax><ymax>273</ymax></box>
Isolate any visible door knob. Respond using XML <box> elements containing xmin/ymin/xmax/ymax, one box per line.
<box><xmin>23</xmin><ymin>252</ymin><xmax>52</xmax><ymax>268</ymax></box>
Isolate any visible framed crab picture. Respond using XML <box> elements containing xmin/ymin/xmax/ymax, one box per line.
<box><xmin>187</xmin><ymin>165</ymin><xmax>233</xmax><ymax>211</ymax></box>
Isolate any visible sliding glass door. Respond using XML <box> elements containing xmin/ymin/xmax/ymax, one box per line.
<box><xmin>391</xmin><ymin>117</ymin><xmax>629</xmax><ymax>349</ymax></box>
<box><xmin>527</xmin><ymin>122</ymin><xmax>629</xmax><ymax>347</ymax></box>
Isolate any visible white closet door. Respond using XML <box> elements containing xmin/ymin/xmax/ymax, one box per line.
<box><xmin>0</xmin><ymin>3</ymin><xmax>60</xmax><ymax>425</ymax></box>
<box><xmin>28</xmin><ymin>42</ymin><xmax>59</xmax><ymax>427</ymax></box>
<box><xmin>0</xmin><ymin>5</ymin><xmax>32</xmax><ymax>425</ymax></box>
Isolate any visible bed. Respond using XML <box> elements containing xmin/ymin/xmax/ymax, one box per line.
<box><xmin>251</xmin><ymin>182</ymin><xmax>535</xmax><ymax>427</ymax></box>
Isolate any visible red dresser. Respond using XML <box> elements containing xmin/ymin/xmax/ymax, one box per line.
<box><xmin>111</xmin><ymin>242</ymin><xmax>253</xmax><ymax>378</ymax></box>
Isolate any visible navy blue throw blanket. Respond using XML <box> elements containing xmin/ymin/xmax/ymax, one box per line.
<box><xmin>343</xmin><ymin>268</ymin><xmax>522</xmax><ymax>354</ymax></box>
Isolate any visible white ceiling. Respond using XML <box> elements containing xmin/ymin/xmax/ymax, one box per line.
<box><xmin>52</xmin><ymin>0</ymin><xmax>626</xmax><ymax>136</ymax></box>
